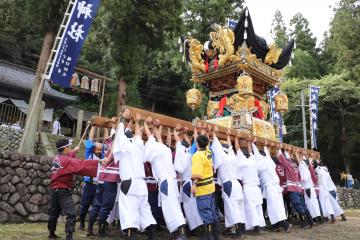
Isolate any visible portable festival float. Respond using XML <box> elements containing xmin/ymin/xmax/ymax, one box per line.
<box><xmin>92</xmin><ymin>8</ymin><xmax>319</xmax><ymax>157</ymax></box>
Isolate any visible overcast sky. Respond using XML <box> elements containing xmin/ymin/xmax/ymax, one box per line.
<box><xmin>244</xmin><ymin>0</ymin><xmax>338</xmax><ymax>46</ymax></box>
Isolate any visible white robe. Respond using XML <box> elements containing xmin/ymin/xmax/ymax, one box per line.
<box><xmin>253</xmin><ymin>145</ymin><xmax>287</xmax><ymax>224</ymax></box>
<box><xmin>316</xmin><ymin>166</ymin><xmax>334</xmax><ymax>217</ymax></box>
<box><xmin>52</xmin><ymin>120</ymin><xmax>61</xmax><ymax>135</ymax></box>
<box><xmin>298</xmin><ymin>161</ymin><xmax>321</xmax><ymax>218</ymax></box>
<box><xmin>145</xmin><ymin>137</ymin><xmax>186</xmax><ymax>233</ymax></box>
<box><xmin>113</xmin><ymin>123</ymin><xmax>156</xmax><ymax>231</ymax></box>
<box><xmin>324</xmin><ymin>171</ymin><xmax>343</xmax><ymax>216</ymax></box>
<box><xmin>174</xmin><ymin>141</ymin><xmax>203</xmax><ymax>230</ymax></box>
<box><xmin>237</xmin><ymin>149</ymin><xmax>265</xmax><ymax>229</ymax></box>
<box><xmin>212</xmin><ymin>137</ymin><xmax>245</xmax><ymax>227</ymax></box>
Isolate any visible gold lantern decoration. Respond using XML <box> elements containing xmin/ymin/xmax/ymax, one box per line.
<box><xmin>274</xmin><ymin>92</ymin><xmax>288</xmax><ymax>113</ymax></box>
<box><xmin>236</xmin><ymin>74</ymin><xmax>253</xmax><ymax>96</ymax></box>
<box><xmin>186</xmin><ymin>88</ymin><xmax>202</xmax><ymax>110</ymax></box>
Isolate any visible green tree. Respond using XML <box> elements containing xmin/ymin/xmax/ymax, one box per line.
<box><xmin>285</xmin><ymin>49</ymin><xmax>320</xmax><ymax>79</ymax></box>
<box><xmin>282</xmin><ymin>74</ymin><xmax>360</xmax><ymax>180</ymax></box>
<box><xmin>182</xmin><ymin>0</ymin><xmax>243</xmax><ymax>42</ymax></box>
<box><xmin>324</xmin><ymin>0</ymin><xmax>360</xmax><ymax>80</ymax></box>
<box><xmin>270</xmin><ymin>10</ymin><xmax>288</xmax><ymax>48</ymax></box>
<box><xmin>289</xmin><ymin>13</ymin><xmax>317</xmax><ymax>54</ymax></box>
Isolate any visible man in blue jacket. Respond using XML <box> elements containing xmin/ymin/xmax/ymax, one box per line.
<box><xmin>79</xmin><ymin>124</ymin><xmax>104</xmax><ymax>230</ymax></box>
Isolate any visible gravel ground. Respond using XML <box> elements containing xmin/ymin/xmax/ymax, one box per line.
<box><xmin>1</xmin><ymin>209</ymin><xmax>359</xmax><ymax>240</ymax></box>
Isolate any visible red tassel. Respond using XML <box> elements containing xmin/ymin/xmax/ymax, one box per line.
<box><xmin>217</xmin><ymin>96</ymin><xmax>227</xmax><ymax>117</ymax></box>
<box><xmin>254</xmin><ymin>98</ymin><xmax>264</xmax><ymax>119</ymax></box>
<box><xmin>205</xmin><ymin>60</ymin><xmax>209</xmax><ymax>73</ymax></box>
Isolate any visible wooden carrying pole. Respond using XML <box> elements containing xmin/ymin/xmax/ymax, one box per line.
<box><xmin>90</xmin><ymin>106</ymin><xmax>319</xmax><ymax>157</ymax></box>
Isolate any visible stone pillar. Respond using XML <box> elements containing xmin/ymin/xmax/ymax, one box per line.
<box><xmin>37</xmin><ymin>101</ymin><xmax>45</xmax><ymax>132</ymax></box>
<box><xmin>76</xmin><ymin>110</ymin><xmax>84</xmax><ymax>138</ymax></box>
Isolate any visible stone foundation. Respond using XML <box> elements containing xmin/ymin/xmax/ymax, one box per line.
<box><xmin>0</xmin><ymin>151</ymin><xmax>82</xmax><ymax>223</ymax></box>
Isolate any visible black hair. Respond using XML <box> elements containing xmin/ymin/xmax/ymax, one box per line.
<box><xmin>196</xmin><ymin>135</ymin><xmax>209</xmax><ymax>149</ymax></box>
<box><xmin>221</xmin><ymin>143</ymin><xmax>229</xmax><ymax>149</ymax></box>
<box><xmin>181</xmin><ymin>139</ymin><xmax>190</xmax><ymax>148</ymax></box>
<box><xmin>313</xmin><ymin>160</ymin><xmax>319</xmax><ymax>169</ymax></box>
<box><xmin>125</xmin><ymin>129</ymin><xmax>133</xmax><ymax>138</ymax></box>
<box><xmin>241</xmin><ymin>148</ymin><xmax>250</xmax><ymax>158</ymax></box>
<box><xmin>259</xmin><ymin>150</ymin><xmax>266</xmax><ymax>156</ymax></box>
<box><xmin>272</xmin><ymin>156</ymin><xmax>279</xmax><ymax>164</ymax></box>
<box><xmin>56</xmin><ymin>139</ymin><xmax>69</xmax><ymax>153</ymax></box>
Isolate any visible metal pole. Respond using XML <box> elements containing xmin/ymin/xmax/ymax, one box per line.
<box><xmin>301</xmin><ymin>90</ymin><xmax>307</xmax><ymax>149</ymax></box>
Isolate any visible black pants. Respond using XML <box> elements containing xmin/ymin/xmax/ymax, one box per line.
<box><xmin>48</xmin><ymin>189</ymin><xmax>77</xmax><ymax>234</ymax></box>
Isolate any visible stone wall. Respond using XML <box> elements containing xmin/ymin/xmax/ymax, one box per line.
<box><xmin>0</xmin><ymin>151</ymin><xmax>359</xmax><ymax>223</ymax></box>
<box><xmin>0</xmin><ymin>151</ymin><xmax>82</xmax><ymax>223</ymax></box>
<box><xmin>337</xmin><ymin>187</ymin><xmax>360</xmax><ymax>209</ymax></box>
<box><xmin>0</xmin><ymin>126</ymin><xmax>23</xmax><ymax>152</ymax></box>
<box><xmin>0</xmin><ymin>126</ymin><xmax>43</xmax><ymax>154</ymax></box>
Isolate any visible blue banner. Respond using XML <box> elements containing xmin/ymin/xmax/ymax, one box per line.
<box><xmin>267</xmin><ymin>86</ymin><xmax>283</xmax><ymax>142</ymax></box>
<box><xmin>48</xmin><ymin>0</ymin><xmax>100</xmax><ymax>88</ymax></box>
<box><xmin>226</xmin><ymin>18</ymin><xmax>238</xmax><ymax>29</ymax></box>
<box><xmin>309</xmin><ymin>86</ymin><xmax>320</xmax><ymax>149</ymax></box>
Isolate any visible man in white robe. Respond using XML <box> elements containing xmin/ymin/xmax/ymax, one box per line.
<box><xmin>295</xmin><ymin>152</ymin><xmax>321</xmax><ymax>221</ymax></box>
<box><xmin>212</xmin><ymin>128</ymin><xmax>245</xmax><ymax>238</ymax></box>
<box><xmin>235</xmin><ymin>134</ymin><xmax>265</xmax><ymax>235</ymax></box>
<box><xmin>173</xmin><ymin>126</ymin><xmax>203</xmax><ymax>232</ymax></box>
<box><xmin>323</xmin><ymin>167</ymin><xmax>347</xmax><ymax>221</ymax></box>
<box><xmin>315</xmin><ymin>164</ymin><xmax>336</xmax><ymax>223</ymax></box>
<box><xmin>144</xmin><ymin>120</ymin><xmax>188</xmax><ymax>240</ymax></box>
<box><xmin>113</xmin><ymin>111</ymin><xmax>157</xmax><ymax>240</ymax></box>
<box><xmin>252</xmin><ymin>141</ymin><xmax>291</xmax><ymax>232</ymax></box>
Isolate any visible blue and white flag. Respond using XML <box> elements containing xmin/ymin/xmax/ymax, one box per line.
<box><xmin>309</xmin><ymin>86</ymin><xmax>320</xmax><ymax>149</ymax></box>
<box><xmin>47</xmin><ymin>0</ymin><xmax>101</xmax><ymax>87</ymax></box>
<box><xmin>226</xmin><ymin>18</ymin><xmax>238</xmax><ymax>29</ymax></box>
<box><xmin>267</xmin><ymin>86</ymin><xmax>283</xmax><ymax>142</ymax></box>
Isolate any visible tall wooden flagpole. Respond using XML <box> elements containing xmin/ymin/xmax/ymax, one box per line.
<box><xmin>18</xmin><ymin>0</ymin><xmax>77</xmax><ymax>154</ymax></box>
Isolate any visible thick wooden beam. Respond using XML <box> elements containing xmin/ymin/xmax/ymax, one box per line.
<box><xmin>90</xmin><ymin>106</ymin><xmax>319</xmax><ymax>157</ymax></box>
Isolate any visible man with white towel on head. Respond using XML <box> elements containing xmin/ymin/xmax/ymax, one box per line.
<box><xmin>211</xmin><ymin>127</ymin><xmax>245</xmax><ymax>239</ymax></box>
<box><xmin>112</xmin><ymin>110</ymin><xmax>157</xmax><ymax>240</ymax></box>
<box><xmin>235</xmin><ymin>133</ymin><xmax>265</xmax><ymax>235</ymax></box>
<box><xmin>252</xmin><ymin>139</ymin><xmax>291</xmax><ymax>233</ymax></box>
<box><xmin>294</xmin><ymin>150</ymin><xmax>322</xmax><ymax>222</ymax></box>
<box><xmin>143</xmin><ymin>118</ymin><xmax>188</xmax><ymax>240</ymax></box>
<box><xmin>173</xmin><ymin>125</ymin><xmax>204</xmax><ymax>233</ymax></box>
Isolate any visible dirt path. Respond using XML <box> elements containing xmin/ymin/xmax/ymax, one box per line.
<box><xmin>1</xmin><ymin>210</ymin><xmax>359</xmax><ymax>240</ymax></box>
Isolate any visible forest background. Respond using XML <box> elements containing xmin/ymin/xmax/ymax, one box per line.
<box><xmin>1</xmin><ymin>0</ymin><xmax>359</xmax><ymax>182</ymax></box>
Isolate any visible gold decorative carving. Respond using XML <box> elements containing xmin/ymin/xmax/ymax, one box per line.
<box><xmin>207</xmin><ymin>100</ymin><xmax>220</xmax><ymax>118</ymax></box>
<box><xmin>189</xmin><ymin>39</ymin><xmax>205</xmax><ymax>74</ymax></box>
<box><xmin>265</xmin><ymin>44</ymin><xmax>282</xmax><ymax>65</ymax></box>
<box><xmin>227</xmin><ymin>94</ymin><xmax>255</xmax><ymax>113</ymax></box>
<box><xmin>252</xmin><ymin>117</ymin><xmax>277</xmax><ymax>140</ymax></box>
<box><xmin>236</xmin><ymin>75</ymin><xmax>253</xmax><ymax>96</ymax></box>
<box><xmin>260</xmin><ymin>100</ymin><xmax>269</xmax><ymax>119</ymax></box>
<box><xmin>210</xmin><ymin>24</ymin><xmax>240</xmax><ymax>67</ymax></box>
